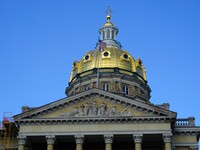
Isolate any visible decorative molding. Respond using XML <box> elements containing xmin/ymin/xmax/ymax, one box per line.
<box><xmin>163</xmin><ymin>134</ymin><xmax>172</xmax><ymax>143</ymax></box>
<box><xmin>104</xmin><ymin>134</ymin><xmax>113</xmax><ymax>144</ymax></box>
<box><xmin>17</xmin><ymin>135</ymin><xmax>26</xmax><ymax>145</ymax></box>
<box><xmin>174</xmin><ymin>127</ymin><xmax>200</xmax><ymax>135</ymax></box>
<box><xmin>75</xmin><ymin>135</ymin><xmax>84</xmax><ymax>144</ymax></box>
<box><xmin>190</xmin><ymin>145</ymin><xmax>198</xmax><ymax>150</ymax></box>
<box><xmin>46</xmin><ymin>135</ymin><xmax>56</xmax><ymax>145</ymax></box>
<box><xmin>133</xmin><ymin>134</ymin><xmax>143</xmax><ymax>143</ymax></box>
<box><xmin>60</xmin><ymin>101</ymin><xmax>131</xmax><ymax>117</ymax></box>
<box><xmin>16</xmin><ymin>116</ymin><xmax>173</xmax><ymax>125</ymax></box>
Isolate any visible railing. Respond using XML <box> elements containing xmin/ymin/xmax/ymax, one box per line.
<box><xmin>175</xmin><ymin>117</ymin><xmax>195</xmax><ymax>126</ymax></box>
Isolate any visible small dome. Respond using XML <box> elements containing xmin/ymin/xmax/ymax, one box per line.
<box><xmin>102</xmin><ymin>21</ymin><xmax>114</xmax><ymax>27</ymax></box>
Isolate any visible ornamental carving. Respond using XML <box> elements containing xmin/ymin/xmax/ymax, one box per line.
<box><xmin>75</xmin><ymin>135</ymin><xmax>84</xmax><ymax>144</ymax></box>
<box><xmin>46</xmin><ymin>135</ymin><xmax>56</xmax><ymax>145</ymax></box>
<box><xmin>18</xmin><ymin>135</ymin><xmax>26</xmax><ymax>145</ymax></box>
<box><xmin>163</xmin><ymin>134</ymin><xmax>172</xmax><ymax>143</ymax></box>
<box><xmin>60</xmin><ymin>101</ymin><xmax>131</xmax><ymax>117</ymax></box>
<box><xmin>133</xmin><ymin>134</ymin><xmax>143</xmax><ymax>143</ymax></box>
<box><xmin>104</xmin><ymin>135</ymin><xmax>113</xmax><ymax>144</ymax></box>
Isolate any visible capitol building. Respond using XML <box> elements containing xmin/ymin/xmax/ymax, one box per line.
<box><xmin>1</xmin><ymin>8</ymin><xmax>199</xmax><ymax>150</ymax></box>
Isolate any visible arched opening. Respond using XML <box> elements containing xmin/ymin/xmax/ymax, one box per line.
<box><xmin>103</xmin><ymin>83</ymin><xmax>109</xmax><ymax>92</ymax></box>
<box><xmin>106</xmin><ymin>29</ymin><xmax>110</xmax><ymax>39</ymax></box>
<box><xmin>123</xmin><ymin>85</ymin><xmax>128</xmax><ymax>95</ymax></box>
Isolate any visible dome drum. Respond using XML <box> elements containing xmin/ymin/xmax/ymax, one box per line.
<box><xmin>66</xmin><ymin>67</ymin><xmax>151</xmax><ymax>101</ymax></box>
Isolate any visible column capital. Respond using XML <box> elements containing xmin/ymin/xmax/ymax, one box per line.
<box><xmin>46</xmin><ymin>135</ymin><xmax>56</xmax><ymax>145</ymax></box>
<box><xmin>104</xmin><ymin>134</ymin><xmax>114</xmax><ymax>144</ymax></box>
<box><xmin>163</xmin><ymin>134</ymin><xmax>172</xmax><ymax>143</ymax></box>
<box><xmin>17</xmin><ymin>135</ymin><xmax>26</xmax><ymax>145</ymax></box>
<box><xmin>133</xmin><ymin>134</ymin><xmax>143</xmax><ymax>143</ymax></box>
<box><xmin>190</xmin><ymin>145</ymin><xmax>198</xmax><ymax>150</ymax></box>
<box><xmin>75</xmin><ymin>135</ymin><xmax>84</xmax><ymax>144</ymax></box>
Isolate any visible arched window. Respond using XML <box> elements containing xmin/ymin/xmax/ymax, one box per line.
<box><xmin>123</xmin><ymin>85</ymin><xmax>128</xmax><ymax>95</ymax></box>
<box><xmin>103</xmin><ymin>83</ymin><xmax>109</xmax><ymax>92</ymax></box>
<box><xmin>106</xmin><ymin>29</ymin><xmax>110</xmax><ymax>39</ymax></box>
<box><xmin>103</xmin><ymin>31</ymin><xmax>105</xmax><ymax>40</ymax></box>
<box><xmin>111</xmin><ymin>30</ymin><xmax>115</xmax><ymax>39</ymax></box>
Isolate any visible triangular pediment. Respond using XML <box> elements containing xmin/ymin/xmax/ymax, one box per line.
<box><xmin>14</xmin><ymin>89</ymin><xmax>176</xmax><ymax>122</ymax></box>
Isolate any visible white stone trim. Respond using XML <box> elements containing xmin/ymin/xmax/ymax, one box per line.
<box><xmin>133</xmin><ymin>134</ymin><xmax>143</xmax><ymax>143</ymax></box>
<box><xmin>46</xmin><ymin>135</ymin><xmax>56</xmax><ymax>145</ymax></box>
<box><xmin>104</xmin><ymin>134</ymin><xmax>113</xmax><ymax>144</ymax></box>
<box><xmin>17</xmin><ymin>135</ymin><xmax>26</xmax><ymax>145</ymax></box>
<box><xmin>75</xmin><ymin>135</ymin><xmax>84</xmax><ymax>144</ymax></box>
<box><xmin>163</xmin><ymin>133</ymin><xmax>172</xmax><ymax>143</ymax></box>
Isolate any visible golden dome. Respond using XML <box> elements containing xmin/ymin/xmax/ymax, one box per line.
<box><xmin>69</xmin><ymin>7</ymin><xmax>147</xmax><ymax>83</ymax></box>
<box><xmin>69</xmin><ymin>47</ymin><xmax>147</xmax><ymax>82</ymax></box>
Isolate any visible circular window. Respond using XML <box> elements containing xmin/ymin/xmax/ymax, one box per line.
<box><xmin>123</xmin><ymin>54</ymin><xmax>128</xmax><ymax>59</ymax></box>
<box><xmin>103</xmin><ymin>52</ymin><xmax>109</xmax><ymax>57</ymax></box>
<box><xmin>85</xmin><ymin>55</ymin><xmax>89</xmax><ymax>60</ymax></box>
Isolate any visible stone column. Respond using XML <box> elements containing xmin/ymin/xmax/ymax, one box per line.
<box><xmin>17</xmin><ymin>135</ymin><xmax>26</xmax><ymax>150</ymax></box>
<box><xmin>133</xmin><ymin>134</ymin><xmax>143</xmax><ymax>150</ymax></box>
<box><xmin>163</xmin><ymin>134</ymin><xmax>172</xmax><ymax>150</ymax></box>
<box><xmin>104</xmin><ymin>134</ymin><xmax>113</xmax><ymax>150</ymax></box>
<box><xmin>46</xmin><ymin>135</ymin><xmax>56</xmax><ymax>150</ymax></box>
<box><xmin>75</xmin><ymin>135</ymin><xmax>84</xmax><ymax>150</ymax></box>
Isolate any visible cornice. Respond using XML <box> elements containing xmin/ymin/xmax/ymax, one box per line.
<box><xmin>174</xmin><ymin>127</ymin><xmax>200</xmax><ymax>135</ymax></box>
<box><xmin>15</xmin><ymin>116</ymin><xmax>174</xmax><ymax>125</ymax></box>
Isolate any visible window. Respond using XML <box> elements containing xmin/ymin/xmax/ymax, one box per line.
<box><xmin>123</xmin><ymin>54</ymin><xmax>128</xmax><ymax>59</ymax></box>
<box><xmin>111</xmin><ymin>30</ymin><xmax>114</xmax><ymax>39</ymax></box>
<box><xmin>85</xmin><ymin>86</ymin><xmax>90</xmax><ymax>91</ymax></box>
<box><xmin>103</xmin><ymin>52</ymin><xmax>109</xmax><ymax>57</ymax></box>
<box><xmin>85</xmin><ymin>55</ymin><xmax>89</xmax><ymax>60</ymax></box>
<box><xmin>123</xmin><ymin>85</ymin><xmax>128</xmax><ymax>95</ymax></box>
<box><xmin>103</xmin><ymin>83</ymin><xmax>109</xmax><ymax>92</ymax></box>
<box><xmin>106</xmin><ymin>29</ymin><xmax>110</xmax><ymax>39</ymax></box>
<box><xmin>103</xmin><ymin>31</ymin><xmax>105</xmax><ymax>40</ymax></box>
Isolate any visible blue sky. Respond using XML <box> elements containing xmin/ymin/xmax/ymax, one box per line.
<box><xmin>0</xmin><ymin>0</ymin><xmax>200</xmax><ymax>126</ymax></box>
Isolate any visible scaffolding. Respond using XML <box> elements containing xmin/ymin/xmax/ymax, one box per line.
<box><xmin>0</xmin><ymin>112</ymin><xmax>18</xmax><ymax>150</ymax></box>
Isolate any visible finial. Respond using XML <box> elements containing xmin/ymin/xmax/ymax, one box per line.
<box><xmin>106</xmin><ymin>6</ymin><xmax>111</xmax><ymax>21</ymax></box>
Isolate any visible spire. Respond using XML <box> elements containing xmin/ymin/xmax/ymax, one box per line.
<box><xmin>98</xmin><ymin>7</ymin><xmax>121</xmax><ymax>49</ymax></box>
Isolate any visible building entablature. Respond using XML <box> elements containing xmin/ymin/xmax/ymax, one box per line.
<box><xmin>15</xmin><ymin>116</ymin><xmax>175</xmax><ymax>125</ymax></box>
